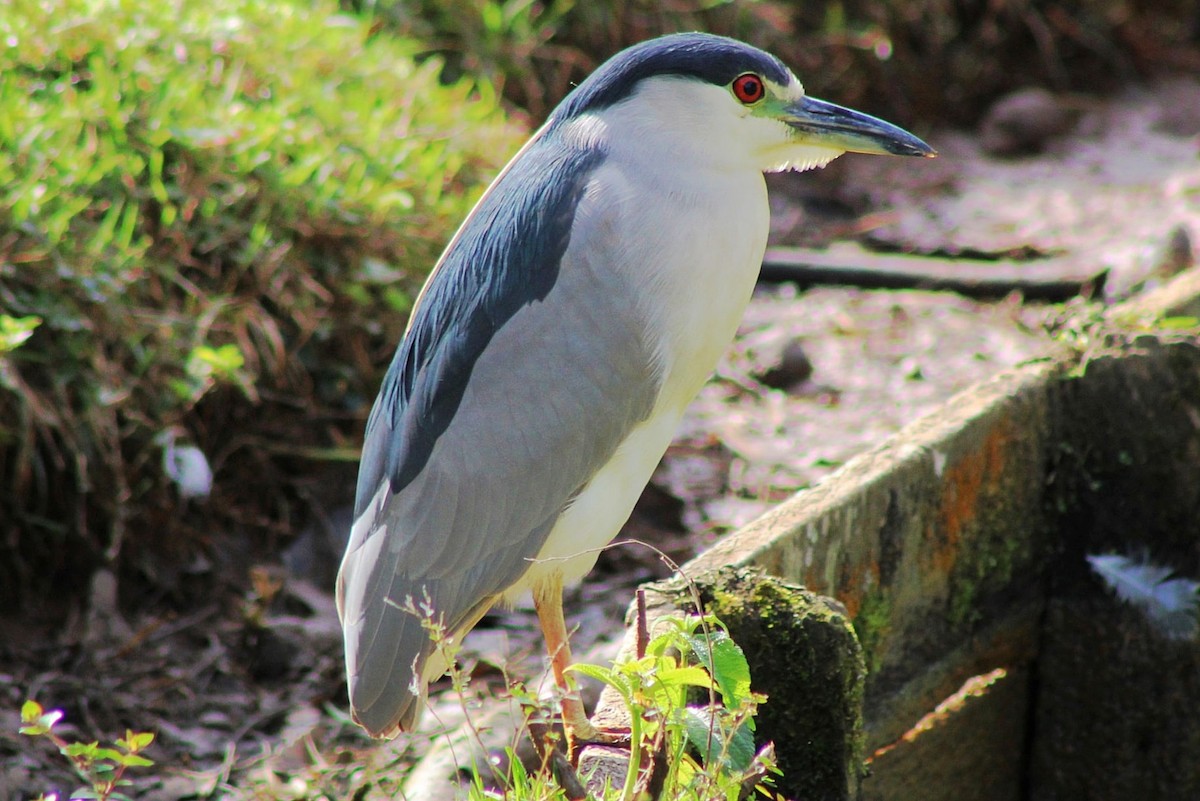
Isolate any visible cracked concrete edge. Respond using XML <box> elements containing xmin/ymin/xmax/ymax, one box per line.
<box><xmin>690</xmin><ymin>355</ymin><xmax>1061</xmax><ymax>735</ymax></box>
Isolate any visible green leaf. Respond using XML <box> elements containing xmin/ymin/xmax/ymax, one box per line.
<box><xmin>566</xmin><ymin>662</ymin><xmax>615</xmax><ymax>686</ymax></box>
<box><xmin>646</xmin><ymin>617</ymin><xmax>704</xmax><ymax>660</ymax></box>
<box><xmin>19</xmin><ymin>700</ymin><xmax>66</xmax><ymax>736</ymax></box>
<box><xmin>117</xmin><ymin>753</ymin><xmax>154</xmax><ymax>767</ymax></box>
<box><xmin>188</xmin><ymin>344</ymin><xmax>245</xmax><ymax>379</ymax></box>
<box><xmin>0</xmin><ymin>315</ymin><xmax>42</xmax><ymax>353</ymax></box>
<box><xmin>1158</xmin><ymin>315</ymin><xmax>1199</xmax><ymax>330</ymax></box>
<box><xmin>723</xmin><ymin>720</ymin><xmax>757</xmax><ymax>773</ymax></box>
<box><xmin>63</xmin><ymin>741</ymin><xmax>101</xmax><ymax>758</ymax></box>
<box><xmin>508</xmin><ymin>746</ymin><xmax>528</xmax><ymax>785</ymax></box>
<box><xmin>682</xmin><ymin>706</ymin><xmax>723</xmax><ymax>765</ymax></box>
<box><xmin>94</xmin><ymin>746</ymin><xmax>125</xmax><ymax>762</ymax></box>
<box><xmin>569</xmin><ymin>661</ymin><xmax>638</xmax><ymax>704</ymax></box>
<box><xmin>127</xmin><ymin>730</ymin><xmax>155</xmax><ymax>750</ymax></box>
<box><xmin>20</xmin><ymin>700</ymin><xmax>45</xmax><ymax>724</ymax></box>
<box><xmin>689</xmin><ymin>629</ymin><xmax>753</xmax><ymax>708</ymax></box>
<box><xmin>656</xmin><ymin>664</ymin><xmax>715</xmax><ymax>690</ymax></box>
<box><xmin>683</xmin><ymin>706</ymin><xmax>757</xmax><ymax>773</ymax></box>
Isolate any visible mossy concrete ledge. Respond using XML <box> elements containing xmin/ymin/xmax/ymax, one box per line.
<box><xmin>579</xmin><ymin>567</ymin><xmax>866</xmax><ymax>801</ymax></box>
<box><xmin>588</xmin><ymin>265</ymin><xmax>1200</xmax><ymax>800</ymax></box>
<box><xmin>692</xmin><ymin>354</ymin><xmax>1059</xmax><ymax>768</ymax></box>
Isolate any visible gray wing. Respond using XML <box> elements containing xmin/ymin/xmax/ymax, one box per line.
<box><xmin>337</xmin><ymin>133</ymin><xmax>660</xmax><ymax>737</ymax></box>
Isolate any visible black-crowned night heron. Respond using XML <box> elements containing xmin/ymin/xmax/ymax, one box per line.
<box><xmin>338</xmin><ymin>32</ymin><xmax>934</xmax><ymax>741</ymax></box>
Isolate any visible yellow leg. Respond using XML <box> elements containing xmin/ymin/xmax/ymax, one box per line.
<box><xmin>533</xmin><ymin>575</ymin><xmax>599</xmax><ymax>744</ymax></box>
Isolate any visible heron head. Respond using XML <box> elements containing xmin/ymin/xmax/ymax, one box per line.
<box><xmin>553</xmin><ymin>33</ymin><xmax>935</xmax><ymax>173</ymax></box>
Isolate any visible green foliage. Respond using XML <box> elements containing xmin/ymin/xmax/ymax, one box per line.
<box><xmin>172</xmin><ymin>343</ymin><xmax>250</xmax><ymax>402</ymax></box>
<box><xmin>403</xmin><ymin>600</ymin><xmax>780</xmax><ymax>800</ymax></box>
<box><xmin>0</xmin><ymin>0</ymin><xmax>524</xmax><ymax>603</ymax></box>
<box><xmin>365</xmin><ymin>0</ymin><xmax>1198</xmax><ymax>129</ymax></box>
<box><xmin>465</xmin><ymin>746</ymin><xmax>572</xmax><ymax>801</ymax></box>
<box><xmin>361</xmin><ymin>0</ymin><xmax>779</xmax><ymax>119</ymax></box>
<box><xmin>0</xmin><ymin>314</ymin><xmax>42</xmax><ymax>353</ymax></box>
<box><xmin>15</xmin><ymin>612</ymin><xmax>780</xmax><ymax>799</ymax></box>
<box><xmin>358</xmin><ymin>0</ymin><xmax>578</xmax><ymax>118</ymax></box>
<box><xmin>20</xmin><ymin>700</ymin><xmax>156</xmax><ymax>801</ymax></box>
<box><xmin>568</xmin><ymin>615</ymin><xmax>782</xmax><ymax>801</ymax></box>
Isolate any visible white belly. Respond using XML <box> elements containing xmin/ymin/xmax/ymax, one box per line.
<box><xmin>506</xmin><ymin>399</ymin><xmax>685</xmax><ymax>600</ymax></box>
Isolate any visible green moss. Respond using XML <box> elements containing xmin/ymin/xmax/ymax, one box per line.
<box><xmin>670</xmin><ymin>567</ymin><xmax>867</xmax><ymax>800</ymax></box>
<box><xmin>852</xmin><ymin>588</ymin><xmax>892</xmax><ymax>675</ymax></box>
<box><xmin>942</xmin><ymin>447</ymin><xmax>1045</xmax><ymax>630</ymax></box>
<box><xmin>947</xmin><ymin>524</ymin><xmax>1030</xmax><ymax>628</ymax></box>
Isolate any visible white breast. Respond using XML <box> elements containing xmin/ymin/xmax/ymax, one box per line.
<box><xmin>506</xmin><ymin>139</ymin><xmax>769</xmax><ymax>601</ymax></box>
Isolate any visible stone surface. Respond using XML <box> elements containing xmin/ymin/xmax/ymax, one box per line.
<box><xmin>678</xmin><ymin>568</ymin><xmax>867</xmax><ymax>801</ymax></box>
<box><xmin>1030</xmin><ymin>594</ymin><xmax>1200</xmax><ymax>801</ymax></box>
<box><xmin>864</xmin><ymin>665</ymin><xmax>1028</xmax><ymax>801</ymax></box>
<box><xmin>690</xmin><ymin>359</ymin><xmax>1059</xmax><ymax>748</ymax></box>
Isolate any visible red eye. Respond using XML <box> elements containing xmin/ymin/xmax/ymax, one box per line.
<box><xmin>732</xmin><ymin>73</ymin><xmax>765</xmax><ymax>104</ymax></box>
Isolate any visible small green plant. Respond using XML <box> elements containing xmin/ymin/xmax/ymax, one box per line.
<box><xmin>0</xmin><ymin>314</ymin><xmax>41</xmax><ymax>354</ymax></box>
<box><xmin>19</xmin><ymin>700</ymin><xmax>156</xmax><ymax>801</ymax></box>
<box><xmin>570</xmin><ymin>614</ymin><xmax>782</xmax><ymax>801</ymax></box>
<box><xmin>398</xmin><ymin>594</ymin><xmax>780</xmax><ymax>800</ymax></box>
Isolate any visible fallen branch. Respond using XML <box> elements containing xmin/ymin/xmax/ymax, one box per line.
<box><xmin>760</xmin><ymin>243</ymin><xmax>1107</xmax><ymax>301</ymax></box>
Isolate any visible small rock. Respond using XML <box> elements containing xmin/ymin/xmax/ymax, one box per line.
<box><xmin>82</xmin><ymin>568</ymin><xmax>133</xmax><ymax>645</ymax></box>
<box><xmin>1153</xmin><ymin>225</ymin><xmax>1194</xmax><ymax>279</ymax></box>
<box><xmin>1153</xmin><ymin>79</ymin><xmax>1200</xmax><ymax>137</ymax></box>
<box><xmin>758</xmin><ymin>337</ymin><xmax>814</xmax><ymax>390</ymax></box>
<box><xmin>980</xmin><ymin>87</ymin><xmax>1079</xmax><ymax>156</ymax></box>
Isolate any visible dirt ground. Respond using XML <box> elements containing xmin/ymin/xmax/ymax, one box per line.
<box><xmin>2</xmin><ymin>77</ymin><xmax>1198</xmax><ymax>799</ymax></box>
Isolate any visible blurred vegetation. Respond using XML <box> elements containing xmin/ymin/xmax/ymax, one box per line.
<box><xmin>0</xmin><ymin>0</ymin><xmax>522</xmax><ymax>609</ymax></box>
<box><xmin>2</xmin><ymin>0</ymin><xmax>1197</xmax><ymax>614</ymax></box>
<box><xmin>363</xmin><ymin>0</ymin><xmax>1200</xmax><ymax>124</ymax></box>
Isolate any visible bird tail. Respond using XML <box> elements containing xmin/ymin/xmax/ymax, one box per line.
<box><xmin>335</xmin><ymin>507</ymin><xmax>502</xmax><ymax>738</ymax></box>
<box><xmin>336</xmin><ymin>512</ymin><xmax>443</xmax><ymax>738</ymax></box>
<box><xmin>339</xmin><ymin>573</ymin><xmax>446</xmax><ymax>737</ymax></box>
<box><xmin>340</xmin><ymin>576</ymin><xmax>484</xmax><ymax>737</ymax></box>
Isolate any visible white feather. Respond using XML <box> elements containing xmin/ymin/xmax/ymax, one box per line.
<box><xmin>1087</xmin><ymin>553</ymin><xmax>1200</xmax><ymax>639</ymax></box>
<box><xmin>157</xmin><ymin>429</ymin><xmax>213</xmax><ymax>500</ymax></box>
